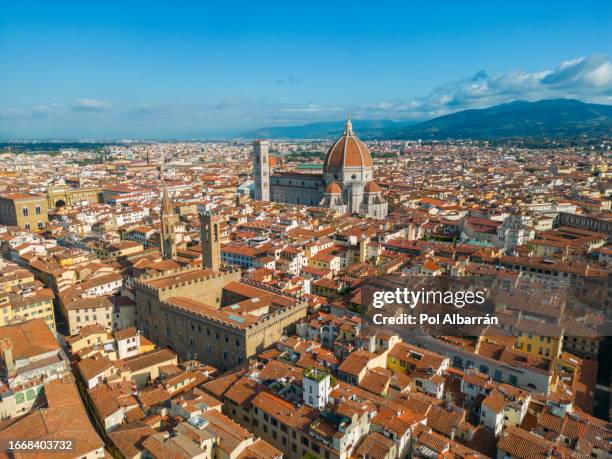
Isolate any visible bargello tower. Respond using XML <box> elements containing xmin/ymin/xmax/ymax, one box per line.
<box><xmin>200</xmin><ymin>210</ymin><xmax>221</xmax><ymax>271</ymax></box>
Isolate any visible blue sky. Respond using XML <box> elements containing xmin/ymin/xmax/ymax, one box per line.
<box><xmin>1</xmin><ymin>1</ymin><xmax>611</xmax><ymax>139</ymax></box>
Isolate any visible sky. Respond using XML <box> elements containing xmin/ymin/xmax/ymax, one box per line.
<box><xmin>1</xmin><ymin>1</ymin><xmax>611</xmax><ymax>139</ymax></box>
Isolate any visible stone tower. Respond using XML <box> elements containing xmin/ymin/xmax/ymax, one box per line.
<box><xmin>252</xmin><ymin>140</ymin><xmax>270</xmax><ymax>201</ymax></box>
<box><xmin>303</xmin><ymin>368</ymin><xmax>331</xmax><ymax>410</ymax></box>
<box><xmin>160</xmin><ymin>187</ymin><xmax>178</xmax><ymax>260</ymax></box>
<box><xmin>200</xmin><ymin>210</ymin><xmax>221</xmax><ymax>271</ymax></box>
<box><xmin>359</xmin><ymin>237</ymin><xmax>367</xmax><ymax>263</ymax></box>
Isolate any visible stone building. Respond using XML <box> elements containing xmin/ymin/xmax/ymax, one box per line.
<box><xmin>252</xmin><ymin>118</ymin><xmax>388</xmax><ymax>219</ymax></box>
<box><xmin>46</xmin><ymin>184</ymin><xmax>102</xmax><ymax>209</ymax></box>
<box><xmin>133</xmin><ymin>208</ymin><xmax>308</xmax><ymax>370</ymax></box>
<box><xmin>0</xmin><ymin>193</ymin><xmax>48</xmax><ymax>230</ymax></box>
<box><xmin>133</xmin><ymin>268</ymin><xmax>308</xmax><ymax>370</ymax></box>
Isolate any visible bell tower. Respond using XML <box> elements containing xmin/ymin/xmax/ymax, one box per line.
<box><xmin>200</xmin><ymin>210</ymin><xmax>221</xmax><ymax>271</ymax></box>
<box><xmin>160</xmin><ymin>187</ymin><xmax>178</xmax><ymax>260</ymax></box>
<box><xmin>252</xmin><ymin>140</ymin><xmax>270</xmax><ymax>201</ymax></box>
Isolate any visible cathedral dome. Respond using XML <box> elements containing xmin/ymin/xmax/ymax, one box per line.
<box><xmin>323</xmin><ymin>117</ymin><xmax>373</xmax><ymax>171</ymax></box>
<box><xmin>325</xmin><ymin>182</ymin><xmax>342</xmax><ymax>194</ymax></box>
<box><xmin>364</xmin><ymin>181</ymin><xmax>381</xmax><ymax>193</ymax></box>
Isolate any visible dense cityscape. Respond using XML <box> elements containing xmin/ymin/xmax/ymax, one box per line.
<box><xmin>2</xmin><ymin>1</ymin><xmax>612</xmax><ymax>457</ymax></box>
<box><xmin>0</xmin><ymin>119</ymin><xmax>609</xmax><ymax>458</ymax></box>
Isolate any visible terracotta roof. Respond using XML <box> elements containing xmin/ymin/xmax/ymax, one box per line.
<box><xmin>109</xmin><ymin>421</ymin><xmax>154</xmax><ymax>458</ymax></box>
<box><xmin>200</xmin><ymin>409</ymin><xmax>253</xmax><ymax>454</ymax></box>
<box><xmin>0</xmin><ymin>377</ymin><xmax>104</xmax><ymax>457</ymax></box>
<box><xmin>497</xmin><ymin>426</ymin><xmax>556</xmax><ymax>459</ymax></box>
<box><xmin>355</xmin><ymin>431</ymin><xmax>395</xmax><ymax>459</ymax></box>
<box><xmin>223</xmin><ymin>377</ymin><xmax>260</xmax><ymax>406</ymax></box>
<box><xmin>123</xmin><ymin>348</ymin><xmax>177</xmax><ymax>372</ymax></box>
<box><xmin>114</xmin><ymin>327</ymin><xmax>138</xmax><ymax>341</ymax></box>
<box><xmin>237</xmin><ymin>439</ymin><xmax>282</xmax><ymax>459</ymax></box>
<box><xmin>251</xmin><ymin>391</ymin><xmax>317</xmax><ymax>430</ymax></box>
<box><xmin>64</xmin><ymin>296</ymin><xmax>113</xmax><ymax>311</ymax></box>
<box><xmin>202</xmin><ymin>370</ymin><xmax>245</xmax><ymax>398</ymax></box>
<box><xmin>364</xmin><ymin>181</ymin><xmax>381</xmax><ymax>193</ymax></box>
<box><xmin>76</xmin><ymin>352</ymin><xmax>114</xmax><ymax>381</ymax></box>
<box><xmin>359</xmin><ymin>367</ymin><xmax>392</xmax><ymax>395</ymax></box>
<box><xmin>427</xmin><ymin>405</ymin><xmax>463</xmax><ymax>436</ymax></box>
<box><xmin>0</xmin><ymin>318</ymin><xmax>59</xmax><ymax>360</ymax></box>
<box><xmin>325</xmin><ymin>182</ymin><xmax>342</xmax><ymax>194</ymax></box>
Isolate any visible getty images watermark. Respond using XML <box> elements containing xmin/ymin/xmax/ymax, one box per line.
<box><xmin>370</xmin><ymin>287</ymin><xmax>499</xmax><ymax>326</ymax></box>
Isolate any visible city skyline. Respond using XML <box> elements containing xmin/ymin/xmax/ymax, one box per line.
<box><xmin>1</xmin><ymin>1</ymin><xmax>612</xmax><ymax>139</ymax></box>
<box><xmin>0</xmin><ymin>3</ymin><xmax>610</xmax><ymax>457</ymax></box>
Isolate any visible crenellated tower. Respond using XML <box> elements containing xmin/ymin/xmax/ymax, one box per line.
<box><xmin>200</xmin><ymin>210</ymin><xmax>221</xmax><ymax>271</ymax></box>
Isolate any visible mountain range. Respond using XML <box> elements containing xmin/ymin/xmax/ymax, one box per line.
<box><xmin>243</xmin><ymin>99</ymin><xmax>612</xmax><ymax>140</ymax></box>
<box><xmin>242</xmin><ymin>119</ymin><xmax>412</xmax><ymax>139</ymax></box>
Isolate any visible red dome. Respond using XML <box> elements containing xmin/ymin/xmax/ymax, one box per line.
<box><xmin>364</xmin><ymin>181</ymin><xmax>381</xmax><ymax>193</ymax></box>
<box><xmin>325</xmin><ymin>182</ymin><xmax>342</xmax><ymax>194</ymax></box>
<box><xmin>323</xmin><ymin>118</ymin><xmax>373</xmax><ymax>171</ymax></box>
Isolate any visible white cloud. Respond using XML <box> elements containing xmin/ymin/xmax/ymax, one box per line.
<box><xmin>1</xmin><ymin>99</ymin><xmax>112</xmax><ymax>119</ymax></box>
<box><xmin>362</xmin><ymin>54</ymin><xmax>612</xmax><ymax>120</ymax></box>
<box><xmin>1</xmin><ymin>55</ymin><xmax>611</xmax><ymax>129</ymax></box>
<box><xmin>280</xmin><ymin>104</ymin><xmax>341</xmax><ymax>113</ymax></box>
<box><xmin>0</xmin><ymin>103</ymin><xmax>62</xmax><ymax>119</ymax></box>
<box><xmin>71</xmin><ymin>98</ymin><xmax>112</xmax><ymax>112</ymax></box>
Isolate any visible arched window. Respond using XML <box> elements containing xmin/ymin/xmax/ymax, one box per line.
<box><xmin>26</xmin><ymin>389</ymin><xmax>36</xmax><ymax>401</ymax></box>
<box><xmin>15</xmin><ymin>393</ymin><xmax>25</xmax><ymax>404</ymax></box>
<box><xmin>22</xmin><ymin>207</ymin><xmax>29</xmax><ymax>217</ymax></box>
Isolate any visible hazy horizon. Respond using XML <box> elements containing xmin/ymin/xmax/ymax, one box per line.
<box><xmin>1</xmin><ymin>1</ymin><xmax>612</xmax><ymax>139</ymax></box>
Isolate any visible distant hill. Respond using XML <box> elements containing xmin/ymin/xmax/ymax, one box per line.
<box><xmin>387</xmin><ymin>99</ymin><xmax>612</xmax><ymax>139</ymax></box>
<box><xmin>242</xmin><ymin>99</ymin><xmax>612</xmax><ymax>140</ymax></box>
<box><xmin>242</xmin><ymin>119</ymin><xmax>413</xmax><ymax>139</ymax></box>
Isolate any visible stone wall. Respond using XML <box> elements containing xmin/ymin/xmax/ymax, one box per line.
<box><xmin>133</xmin><ymin>268</ymin><xmax>308</xmax><ymax>371</ymax></box>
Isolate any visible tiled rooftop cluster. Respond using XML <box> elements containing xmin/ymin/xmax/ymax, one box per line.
<box><xmin>0</xmin><ymin>138</ymin><xmax>609</xmax><ymax>457</ymax></box>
